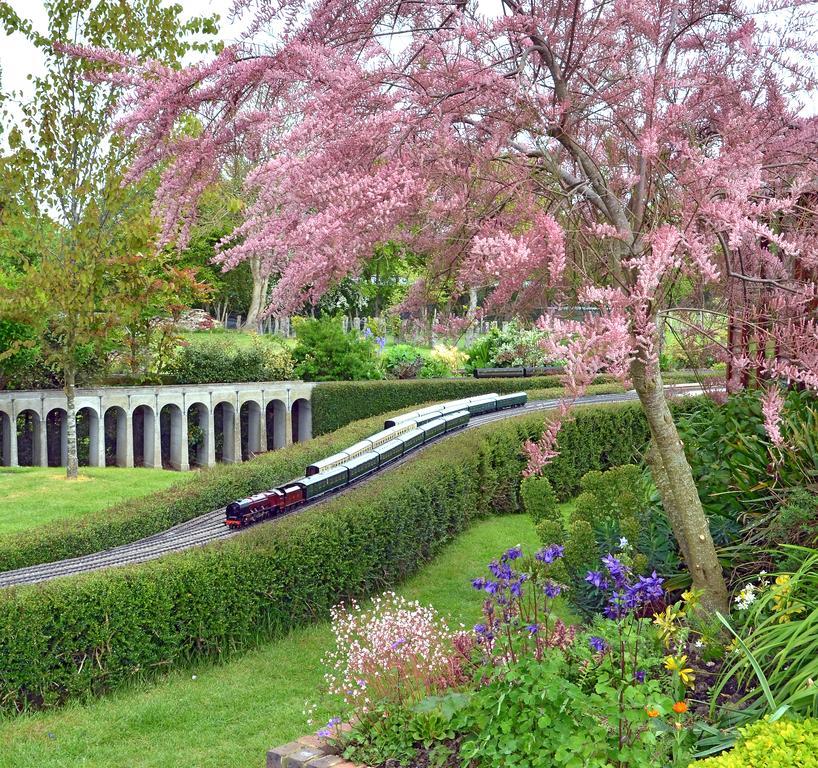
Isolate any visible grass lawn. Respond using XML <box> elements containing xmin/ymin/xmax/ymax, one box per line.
<box><xmin>0</xmin><ymin>467</ymin><xmax>186</xmax><ymax>536</ymax></box>
<box><xmin>0</xmin><ymin>514</ymin><xmax>551</xmax><ymax>768</ymax></box>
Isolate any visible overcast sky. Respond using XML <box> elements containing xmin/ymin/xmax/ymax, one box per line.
<box><xmin>0</xmin><ymin>0</ymin><xmax>242</xmax><ymax>102</ymax></box>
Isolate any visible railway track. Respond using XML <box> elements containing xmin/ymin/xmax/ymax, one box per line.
<box><xmin>0</xmin><ymin>385</ymin><xmax>705</xmax><ymax>588</ymax></box>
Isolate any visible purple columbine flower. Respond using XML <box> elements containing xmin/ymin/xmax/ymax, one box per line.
<box><xmin>510</xmin><ymin>579</ymin><xmax>524</xmax><ymax>597</ymax></box>
<box><xmin>503</xmin><ymin>545</ymin><xmax>523</xmax><ymax>561</ymax></box>
<box><xmin>625</xmin><ymin>571</ymin><xmax>665</xmax><ymax>608</ymax></box>
<box><xmin>484</xmin><ymin>580</ymin><xmax>500</xmax><ymax>595</ymax></box>
<box><xmin>635</xmin><ymin>670</ymin><xmax>646</xmax><ymax>683</ymax></box>
<box><xmin>474</xmin><ymin>623</ymin><xmax>488</xmax><ymax>635</ymax></box>
<box><xmin>390</xmin><ymin>637</ymin><xmax>407</xmax><ymax>650</ymax></box>
<box><xmin>605</xmin><ymin>591</ymin><xmax>628</xmax><ymax>620</ymax></box>
<box><xmin>471</xmin><ymin>577</ymin><xmax>486</xmax><ymax>590</ymax></box>
<box><xmin>544</xmin><ymin>581</ymin><xmax>562</xmax><ymax>598</ymax></box>
<box><xmin>535</xmin><ymin>544</ymin><xmax>565</xmax><ymax>564</ymax></box>
<box><xmin>489</xmin><ymin>560</ymin><xmax>513</xmax><ymax>580</ymax></box>
<box><xmin>527</xmin><ymin>624</ymin><xmax>539</xmax><ymax>634</ymax></box>
<box><xmin>601</xmin><ymin>554</ymin><xmax>630</xmax><ymax>588</ymax></box>
<box><xmin>585</xmin><ymin>570</ymin><xmax>609</xmax><ymax>589</ymax></box>
<box><xmin>589</xmin><ymin>636</ymin><xmax>608</xmax><ymax>653</ymax></box>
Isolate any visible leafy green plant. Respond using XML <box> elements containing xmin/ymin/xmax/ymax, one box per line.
<box><xmin>457</xmin><ymin>652</ymin><xmax>680</xmax><ymax>768</ymax></box>
<box><xmin>677</xmin><ymin>388</ymin><xmax>818</xmax><ymax>523</ymax></box>
<box><xmin>291</xmin><ymin>317</ymin><xmax>382</xmax><ymax>381</ymax></box>
<box><xmin>691</xmin><ymin>717</ymin><xmax>818</xmax><ymax>768</ymax></box>
<box><xmin>713</xmin><ymin>547</ymin><xmax>818</xmax><ymax>717</ymax></box>
<box><xmin>380</xmin><ymin>343</ymin><xmax>425</xmax><ymax>379</ymax></box>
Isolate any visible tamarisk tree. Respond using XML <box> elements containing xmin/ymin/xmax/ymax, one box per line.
<box><xmin>76</xmin><ymin>0</ymin><xmax>818</xmax><ymax>610</ymax></box>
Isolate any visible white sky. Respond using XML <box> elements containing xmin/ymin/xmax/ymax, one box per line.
<box><xmin>0</xmin><ymin>0</ymin><xmax>244</xmax><ymax>101</ymax></box>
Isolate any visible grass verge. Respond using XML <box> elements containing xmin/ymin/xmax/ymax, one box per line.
<box><xmin>0</xmin><ymin>514</ymin><xmax>546</xmax><ymax>768</ymax></box>
<box><xmin>0</xmin><ymin>467</ymin><xmax>185</xmax><ymax>536</ymax></box>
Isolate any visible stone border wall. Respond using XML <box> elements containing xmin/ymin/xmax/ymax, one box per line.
<box><xmin>267</xmin><ymin>732</ymin><xmax>366</xmax><ymax>768</ymax></box>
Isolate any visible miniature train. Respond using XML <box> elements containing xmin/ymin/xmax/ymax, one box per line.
<box><xmin>224</xmin><ymin>391</ymin><xmax>528</xmax><ymax>528</ymax></box>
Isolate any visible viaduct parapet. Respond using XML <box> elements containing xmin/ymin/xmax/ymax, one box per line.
<box><xmin>0</xmin><ymin>381</ymin><xmax>315</xmax><ymax>471</ymax></box>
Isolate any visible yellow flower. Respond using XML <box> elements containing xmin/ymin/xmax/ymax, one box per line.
<box><xmin>653</xmin><ymin>606</ymin><xmax>682</xmax><ymax>648</ymax></box>
<box><xmin>664</xmin><ymin>654</ymin><xmax>696</xmax><ymax>688</ymax></box>
<box><xmin>681</xmin><ymin>588</ymin><xmax>703</xmax><ymax>611</ymax></box>
<box><xmin>772</xmin><ymin>574</ymin><xmax>804</xmax><ymax>623</ymax></box>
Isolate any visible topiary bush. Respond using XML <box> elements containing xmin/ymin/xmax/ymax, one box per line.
<box><xmin>691</xmin><ymin>718</ymin><xmax>818</xmax><ymax>768</ymax></box>
<box><xmin>535</xmin><ymin>464</ymin><xmax>663</xmax><ymax>616</ymax></box>
<box><xmin>520</xmin><ymin>475</ymin><xmax>558</xmax><ymax>526</ymax></box>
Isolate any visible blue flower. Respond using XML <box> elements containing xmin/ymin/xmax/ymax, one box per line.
<box><xmin>624</xmin><ymin>571</ymin><xmax>665</xmax><ymax>608</ymax></box>
<box><xmin>510</xmin><ymin>579</ymin><xmax>524</xmax><ymax>597</ymax></box>
<box><xmin>527</xmin><ymin>624</ymin><xmax>539</xmax><ymax>634</ymax></box>
<box><xmin>589</xmin><ymin>636</ymin><xmax>607</xmax><ymax>653</ymax></box>
<box><xmin>503</xmin><ymin>545</ymin><xmax>523</xmax><ymax>562</ymax></box>
<box><xmin>585</xmin><ymin>570</ymin><xmax>609</xmax><ymax>589</ymax></box>
<box><xmin>601</xmin><ymin>554</ymin><xmax>630</xmax><ymax>588</ymax></box>
<box><xmin>474</xmin><ymin>623</ymin><xmax>488</xmax><ymax>635</ymax></box>
<box><xmin>544</xmin><ymin>581</ymin><xmax>562</xmax><ymax>598</ymax></box>
<box><xmin>635</xmin><ymin>670</ymin><xmax>646</xmax><ymax>684</ymax></box>
<box><xmin>484</xmin><ymin>580</ymin><xmax>500</xmax><ymax>595</ymax></box>
<box><xmin>535</xmin><ymin>544</ymin><xmax>565</xmax><ymax>564</ymax></box>
<box><xmin>317</xmin><ymin>717</ymin><xmax>342</xmax><ymax>739</ymax></box>
<box><xmin>471</xmin><ymin>577</ymin><xmax>486</xmax><ymax>590</ymax></box>
<box><xmin>488</xmin><ymin>560</ymin><xmax>513</xmax><ymax>580</ymax></box>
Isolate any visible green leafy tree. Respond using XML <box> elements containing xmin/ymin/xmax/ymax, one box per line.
<box><xmin>0</xmin><ymin>0</ymin><xmax>218</xmax><ymax>477</ymax></box>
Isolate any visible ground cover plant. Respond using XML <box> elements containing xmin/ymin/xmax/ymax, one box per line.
<box><xmin>0</xmin><ymin>515</ymin><xmax>542</xmax><ymax>768</ymax></box>
<box><xmin>0</xmin><ymin>466</ymin><xmax>183</xmax><ymax>536</ymax></box>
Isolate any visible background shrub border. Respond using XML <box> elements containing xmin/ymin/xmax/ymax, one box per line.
<box><xmin>0</xmin><ymin>399</ymin><xmax>705</xmax><ymax>715</ymax></box>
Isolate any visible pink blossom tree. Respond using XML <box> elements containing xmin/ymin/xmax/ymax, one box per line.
<box><xmin>71</xmin><ymin>0</ymin><xmax>818</xmax><ymax>612</ymax></box>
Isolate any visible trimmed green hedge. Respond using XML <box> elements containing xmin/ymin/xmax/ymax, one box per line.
<box><xmin>310</xmin><ymin>375</ymin><xmax>615</xmax><ymax>435</ymax></box>
<box><xmin>0</xmin><ymin>413</ymin><xmax>397</xmax><ymax>574</ymax></box>
<box><xmin>0</xmin><ymin>400</ymin><xmax>676</xmax><ymax>715</ymax></box>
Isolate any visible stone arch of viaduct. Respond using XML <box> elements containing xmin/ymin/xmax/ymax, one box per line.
<box><xmin>0</xmin><ymin>382</ymin><xmax>315</xmax><ymax>471</ymax></box>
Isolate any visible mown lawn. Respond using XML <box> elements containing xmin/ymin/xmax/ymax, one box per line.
<box><xmin>0</xmin><ymin>514</ymin><xmax>551</xmax><ymax>768</ymax></box>
<box><xmin>0</xmin><ymin>467</ymin><xmax>186</xmax><ymax>536</ymax></box>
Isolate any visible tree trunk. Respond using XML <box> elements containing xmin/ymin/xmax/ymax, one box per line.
<box><xmin>631</xmin><ymin>356</ymin><xmax>729</xmax><ymax>614</ymax></box>
<box><xmin>64</xmin><ymin>366</ymin><xmax>79</xmax><ymax>480</ymax></box>
<box><xmin>243</xmin><ymin>256</ymin><xmax>269</xmax><ymax>332</ymax></box>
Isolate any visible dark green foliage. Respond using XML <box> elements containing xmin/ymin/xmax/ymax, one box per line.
<box><xmin>764</xmin><ymin>490</ymin><xmax>818</xmax><ymax>551</ymax></box>
<box><xmin>166</xmin><ymin>335</ymin><xmax>293</xmax><ymax>384</ymax></box>
<box><xmin>312</xmin><ymin>375</ymin><xmax>617</xmax><ymax>435</ymax></box>
<box><xmin>677</xmin><ymin>387</ymin><xmax>818</xmax><ymax>522</ymax></box>
<box><xmin>291</xmin><ymin>317</ymin><xmax>382</xmax><ymax>382</ymax></box>
<box><xmin>0</xmin><ymin>318</ymin><xmax>56</xmax><ymax>389</ymax></box>
<box><xmin>0</xmin><ymin>402</ymin><xmax>659</xmax><ymax>714</ymax></box>
<box><xmin>520</xmin><ymin>475</ymin><xmax>558</xmax><ymax>525</ymax></box>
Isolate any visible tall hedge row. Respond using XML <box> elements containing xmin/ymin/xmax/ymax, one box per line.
<box><xmin>0</xmin><ymin>400</ymin><xmax>676</xmax><ymax>715</ymax></box>
<box><xmin>310</xmin><ymin>375</ymin><xmax>615</xmax><ymax>435</ymax></box>
<box><xmin>0</xmin><ymin>413</ymin><xmax>398</xmax><ymax>574</ymax></box>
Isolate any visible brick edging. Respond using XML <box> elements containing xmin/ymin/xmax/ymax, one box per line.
<box><xmin>267</xmin><ymin>734</ymin><xmax>367</xmax><ymax>768</ymax></box>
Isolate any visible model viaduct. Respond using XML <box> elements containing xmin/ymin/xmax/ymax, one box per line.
<box><xmin>0</xmin><ymin>382</ymin><xmax>315</xmax><ymax>471</ymax></box>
